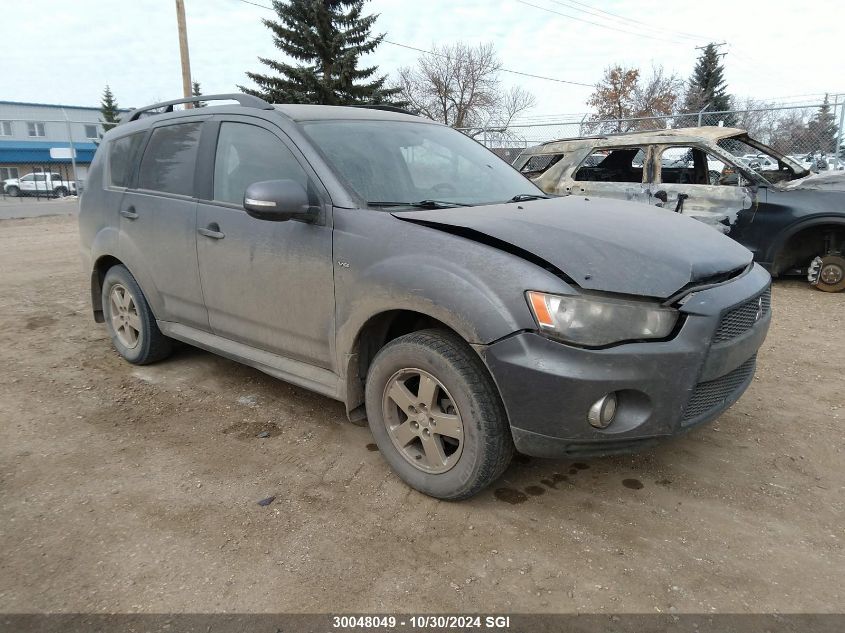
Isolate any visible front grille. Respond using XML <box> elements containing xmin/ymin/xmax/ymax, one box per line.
<box><xmin>682</xmin><ymin>355</ymin><xmax>757</xmax><ymax>424</ymax></box>
<box><xmin>713</xmin><ymin>287</ymin><xmax>771</xmax><ymax>343</ymax></box>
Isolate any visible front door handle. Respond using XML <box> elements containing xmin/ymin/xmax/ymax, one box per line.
<box><xmin>198</xmin><ymin>223</ymin><xmax>225</xmax><ymax>239</ymax></box>
<box><xmin>120</xmin><ymin>207</ymin><xmax>139</xmax><ymax>220</ymax></box>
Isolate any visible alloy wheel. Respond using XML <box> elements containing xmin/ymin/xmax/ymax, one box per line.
<box><xmin>381</xmin><ymin>368</ymin><xmax>464</xmax><ymax>474</ymax></box>
<box><xmin>109</xmin><ymin>283</ymin><xmax>142</xmax><ymax>349</ymax></box>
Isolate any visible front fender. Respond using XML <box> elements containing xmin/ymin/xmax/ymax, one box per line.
<box><xmin>333</xmin><ymin>207</ymin><xmax>573</xmax><ymax>362</ymax></box>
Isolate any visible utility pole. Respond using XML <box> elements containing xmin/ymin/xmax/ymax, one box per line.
<box><xmin>175</xmin><ymin>0</ymin><xmax>193</xmax><ymax>103</ymax></box>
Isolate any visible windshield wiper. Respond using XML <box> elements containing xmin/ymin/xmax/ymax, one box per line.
<box><xmin>367</xmin><ymin>200</ymin><xmax>470</xmax><ymax>209</ymax></box>
<box><xmin>508</xmin><ymin>193</ymin><xmax>549</xmax><ymax>202</ymax></box>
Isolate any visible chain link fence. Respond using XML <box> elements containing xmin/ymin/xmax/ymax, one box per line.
<box><xmin>461</xmin><ymin>100</ymin><xmax>845</xmax><ymax>172</ymax></box>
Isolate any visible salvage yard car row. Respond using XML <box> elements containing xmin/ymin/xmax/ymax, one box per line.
<box><xmin>514</xmin><ymin>127</ymin><xmax>845</xmax><ymax>293</ymax></box>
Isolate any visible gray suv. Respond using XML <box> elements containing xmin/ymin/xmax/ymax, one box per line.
<box><xmin>79</xmin><ymin>94</ymin><xmax>772</xmax><ymax>500</ymax></box>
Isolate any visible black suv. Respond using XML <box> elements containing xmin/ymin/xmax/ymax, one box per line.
<box><xmin>79</xmin><ymin>94</ymin><xmax>771</xmax><ymax>499</ymax></box>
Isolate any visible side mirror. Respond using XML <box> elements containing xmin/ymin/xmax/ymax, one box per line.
<box><xmin>243</xmin><ymin>179</ymin><xmax>316</xmax><ymax>222</ymax></box>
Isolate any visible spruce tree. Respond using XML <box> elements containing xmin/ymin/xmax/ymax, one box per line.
<box><xmin>807</xmin><ymin>94</ymin><xmax>838</xmax><ymax>153</ymax></box>
<box><xmin>100</xmin><ymin>85</ymin><xmax>120</xmax><ymax>132</ymax></box>
<box><xmin>192</xmin><ymin>81</ymin><xmax>205</xmax><ymax>107</ymax></box>
<box><xmin>239</xmin><ymin>0</ymin><xmax>400</xmax><ymax>105</ymax></box>
<box><xmin>683</xmin><ymin>44</ymin><xmax>733</xmax><ymax>124</ymax></box>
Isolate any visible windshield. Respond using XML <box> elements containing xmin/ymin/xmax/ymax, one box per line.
<box><xmin>715</xmin><ymin>135</ymin><xmax>806</xmax><ymax>184</ymax></box>
<box><xmin>301</xmin><ymin>120</ymin><xmax>543</xmax><ymax>207</ymax></box>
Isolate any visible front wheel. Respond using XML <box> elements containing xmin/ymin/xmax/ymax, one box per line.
<box><xmin>54</xmin><ymin>186</ymin><xmax>68</xmax><ymax>198</ymax></box>
<box><xmin>365</xmin><ymin>329</ymin><xmax>513</xmax><ymax>500</ymax></box>
<box><xmin>809</xmin><ymin>254</ymin><xmax>845</xmax><ymax>292</ymax></box>
<box><xmin>6</xmin><ymin>186</ymin><xmax>20</xmax><ymax>197</ymax></box>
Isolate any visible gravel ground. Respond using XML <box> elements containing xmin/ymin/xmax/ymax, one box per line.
<box><xmin>0</xmin><ymin>214</ymin><xmax>842</xmax><ymax>614</ymax></box>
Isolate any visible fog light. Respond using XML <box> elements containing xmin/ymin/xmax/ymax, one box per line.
<box><xmin>588</xmin><ymin>393</ymin><xmax>618</xmax><ymax>429</ymax></box>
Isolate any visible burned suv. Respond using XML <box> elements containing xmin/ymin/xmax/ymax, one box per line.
<box><xmin>515</xmin><ymin>127</ymin><xmax>845</xmax><ymax>292</ymax></box>
<box><xmin>79</xmin><ymin>95</ymin><xmax>770</xmax><ymax>500</ymax></box>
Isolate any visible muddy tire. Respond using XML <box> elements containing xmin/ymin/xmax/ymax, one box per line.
<box><xmin>813</xmin><ymin>254</ymin><xmax>845</xmax><ymax>292</ymax></box>
<box><xmin>101</xmin><ymin>265</ymin><xmax>173</xmax><ymax>364</ymax></box>
<box><xmin>7</xmin><ymin>186</ymin><xmax>20</xmax><ymax>197</ymax></box>
<box><xmin>365</xmin><ymin>329</ymin><xmax>513</xmax><ymax>500</ymax></box>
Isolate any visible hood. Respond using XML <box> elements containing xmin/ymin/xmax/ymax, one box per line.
<box><xmin>782</xmin><ymin>170</ymin><xmax>845</xmax><ymax>191</ymax></box>
<box><xmin>392</xmin><ymin>196</ymin><xmax>752</xmax><ymax>298</ymax></box>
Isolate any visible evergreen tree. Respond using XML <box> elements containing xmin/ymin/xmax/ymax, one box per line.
<box><xmin>807</xmin><ymin>94</ymin><xmax>838</xmax><ymax>153</ymax></box>
<box><xmin>239</xmin><ymin>0</ymin><xmax>400</xmax><ymax>105</ymax></box>
<box><xmin>683</xmin><ymin>44</ymin><xmax>733</xmax><ymax>124</ymax></box>
<box><xmin>192</xmin><ymin>81</ymin><xmax>205</xmax><ymax>107</ymax></box>
<box><xmin>100</xmin><ymin>85</ymin><xmax>120</xmax><ymax>132</ymax></box>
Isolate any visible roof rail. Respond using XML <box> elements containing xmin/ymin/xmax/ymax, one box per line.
<box><xmin>348</xmin><ymin>104</ymin><xmax>417</xmax><ymax>116</ymax></box>
<box><xmin>120</xmin><ymin>93</ymin><xmax>273</xmax><ymax>124</ymax></box>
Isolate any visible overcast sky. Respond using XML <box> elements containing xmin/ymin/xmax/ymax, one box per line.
<box><xmin>2</xmin><ymin>0</ymin><xmax>843</xmax><ymax>119</ymax></box>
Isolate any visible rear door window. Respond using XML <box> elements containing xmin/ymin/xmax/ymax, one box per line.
<box><xmin>137</xmin><ymin>122</ymin><xmax>203</xmax><ymax>196</ymax></box>
<box><xmin>574</xmin><ymin>148</ymin><xmax>646</xmax><ymax>183</ymax></box>
<box><xmin>519</xmin><ymin>154</ymin><xmax>564</xmax><ymax>177</ymax></box>
<box><xmin>108</xmin><ymin>132</ymin><xmax>146</xmax><ymax>188</ymax></box>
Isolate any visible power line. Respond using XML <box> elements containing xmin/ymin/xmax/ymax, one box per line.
<box><xmin>552</xmin><ymin>0</ymin><xmax>717</xmax><ymax>42</ymax></box>
<box><xmin>381</xmin><ymin>39</ymin><xmax>594</xmax><ymax>87</ymax></box>
<box><xmin>234</xmin><ymin>0</ymin><xmax>594</xmax><ymax>88</ymax></box>
<box><xmin>515</xmin><ymin>0</ymin><xmax>701</xmax><ymax>46</ymax></box>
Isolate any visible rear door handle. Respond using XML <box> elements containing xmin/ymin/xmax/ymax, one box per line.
<box><xmin>198</xmin><ymin>223</ymin><xmax>225</xmax><ymax>239</ymax></box>
<box><xmin>120</xmin><ymin>207</ymin><xmax>139</xmax><ymax>220</ymax></box>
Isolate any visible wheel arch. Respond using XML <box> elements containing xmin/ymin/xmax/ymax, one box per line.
<box><xmin>342</xmin><ymin>309</ymin><xmax>486</xmax><ymax>423</ymax></box>
<box><xmin>768</xmin><ymin>216</ymin><xmax>845</xmax><ymax>276</ymax></box>
<box><xmin>90</xmin><ymin>255</ymin><xmax>126</xmax><ymax>322</ymax></box>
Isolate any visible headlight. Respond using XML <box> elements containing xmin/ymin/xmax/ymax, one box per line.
<box><xmin>526</xmin><ymin>290</ymin><xmax>679</xmax><ymax>347</ymax></box>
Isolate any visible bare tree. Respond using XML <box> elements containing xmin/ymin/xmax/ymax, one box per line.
<box><xmin>586</xmin><ymin>64</ymin><xmax>682</xmax><ymax>133</ymax></box>
<box><xmin>396</xmin><ymin>42</ymin><xmax>535</xmax><ymax>137</ymax></box>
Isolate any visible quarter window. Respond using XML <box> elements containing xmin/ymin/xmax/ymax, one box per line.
<box><xmin>213</xmin><ymin>122</ymin><xmax>308</xmax><ymax>205</ymax></box>
<box><xmin>0</xmin><ymin>121</ymin><xmax>12</xmax><ymax>136</ymax></box>
<box><xmin>84</xmin><ymin>124</ymin><xmax>98</xmax><ymax>139</ymax></box>
<box><xmin>138</xmin><ymin>122</ymin><xmax>202</xmax><ymax>196</ymax></box>
<box><xmin>27</xmin><ymin>122</ymin><xmax>46</xmax><ymax>137</ymax></box>
<box><xmin>108</xmin><ymin>132</ymin><xmax>146</xmax><ymax>188</ymax></box>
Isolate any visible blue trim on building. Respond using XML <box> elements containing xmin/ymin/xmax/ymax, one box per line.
<box><xmin>0</xmin><ymin>100</ymin><xmax>128</xmax><ymax>112</ymax></box>
<box><xmin>0</xmin><ymin>140</ymin><xmax>99</xmax><ymax>164</ymax></box>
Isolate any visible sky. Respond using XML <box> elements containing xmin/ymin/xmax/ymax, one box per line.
<box><xmin>1</xmin><ymin>0</ymin><xmax>843</xmax><ymax>120</ymax></box>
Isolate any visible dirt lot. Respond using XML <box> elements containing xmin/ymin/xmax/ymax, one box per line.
<box><xmin>0</xmin><ymin>214</ymin><xmax>842</xmax><ymax>614</ymax></box>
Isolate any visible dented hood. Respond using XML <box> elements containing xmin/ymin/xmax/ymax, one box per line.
<box><xmin>782</xmin><ymin>170</ymin><xmax>845</xmax><ymax>191</ymax></box>
<box><xmin>392</xmin><ymin>196</ymin><xmax>752</xmax><ymax>298</ymax></box>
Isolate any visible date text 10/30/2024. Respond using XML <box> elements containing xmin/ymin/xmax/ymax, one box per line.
<box><xmin>332</xmin><ymin>615</ymin><xmax>511</xmax><ymax>628</ymax></box>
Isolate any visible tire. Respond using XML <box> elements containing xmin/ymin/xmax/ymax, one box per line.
<box><xmin>101</xmin><ymin>264</ymin><xmax>173</xmax><ymax>364</ymax></box>
<box><xmin>365</xmin><ymin>329</ymin><xmax>514</xmax><ymax>500</ymax></box>
<box><xmin>54</xmin><ymin>187</ymin><xmax>68</xmax><ymax>198</ymax></box>
<box><xmin>813</xmin><ymin>254</ymin><xmax>845</xmax><ymax>292</ymax></box>
<box><xmin>7</xmin><ymin>186</ymin><xmax>20</xmax><ymax>197</ymax></box>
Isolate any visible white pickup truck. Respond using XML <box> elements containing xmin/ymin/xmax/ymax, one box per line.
<box><xmin>3</xmin><ymin>172</ymin><xmax>78</xmax><ymax>197</ymax></box>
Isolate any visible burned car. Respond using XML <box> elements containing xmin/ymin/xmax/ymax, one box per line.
<box><xmin>515</xmin><ymin>127</ymin><xmax>845</xmax><ymax>292</ymax></box>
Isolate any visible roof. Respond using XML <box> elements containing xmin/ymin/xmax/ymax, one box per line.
<box><xmin>273</xmin><ymin>104</ymin><xmax>430</xmax><ymax>123</ymax></box>
<box><xmin>0</xmin><ymin>139</ymin><xmax>98</xmax><ymax>164</ymax></box>
<box><xmin>528</xmin><ymin>126</ymin><xmax>747</xmax><ymax>154</ymax></box>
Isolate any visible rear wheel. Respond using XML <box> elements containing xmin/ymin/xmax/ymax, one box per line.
<box><xmin>101</xmin><ymin>265</ymin><xmax>173</xmax><ymax>364</ymax></box>
<box><xmin>54</xmin><ymin>186</ymin><xmax>68</xmax><ymax>198</ymax></box>
<box><xmin>365</xmin><ymin>329</ymin><xmax>513</xmax><ymax>500</ymax></box>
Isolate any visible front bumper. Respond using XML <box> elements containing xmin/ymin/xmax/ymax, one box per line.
<box><xmin>482</xmin><ymin>264</ymin><xmax>772</xmax><ymax>458</ymax></box>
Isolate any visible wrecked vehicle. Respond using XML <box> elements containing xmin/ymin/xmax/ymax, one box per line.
<box><xmin>79</xmin><ymin>95</ymin><xmax>771</xmax><ymax>500</ymax></box>
<box><xmin>515</xmin><ymin>127</ymin><xmax>845</xmax><ymax>292</ymax></box>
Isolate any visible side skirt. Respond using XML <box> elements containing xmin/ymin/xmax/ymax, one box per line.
<box><xmin>157</xmin><ymin>321</ymin><xmax>344</xmax><ymax>402</ymax></box>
